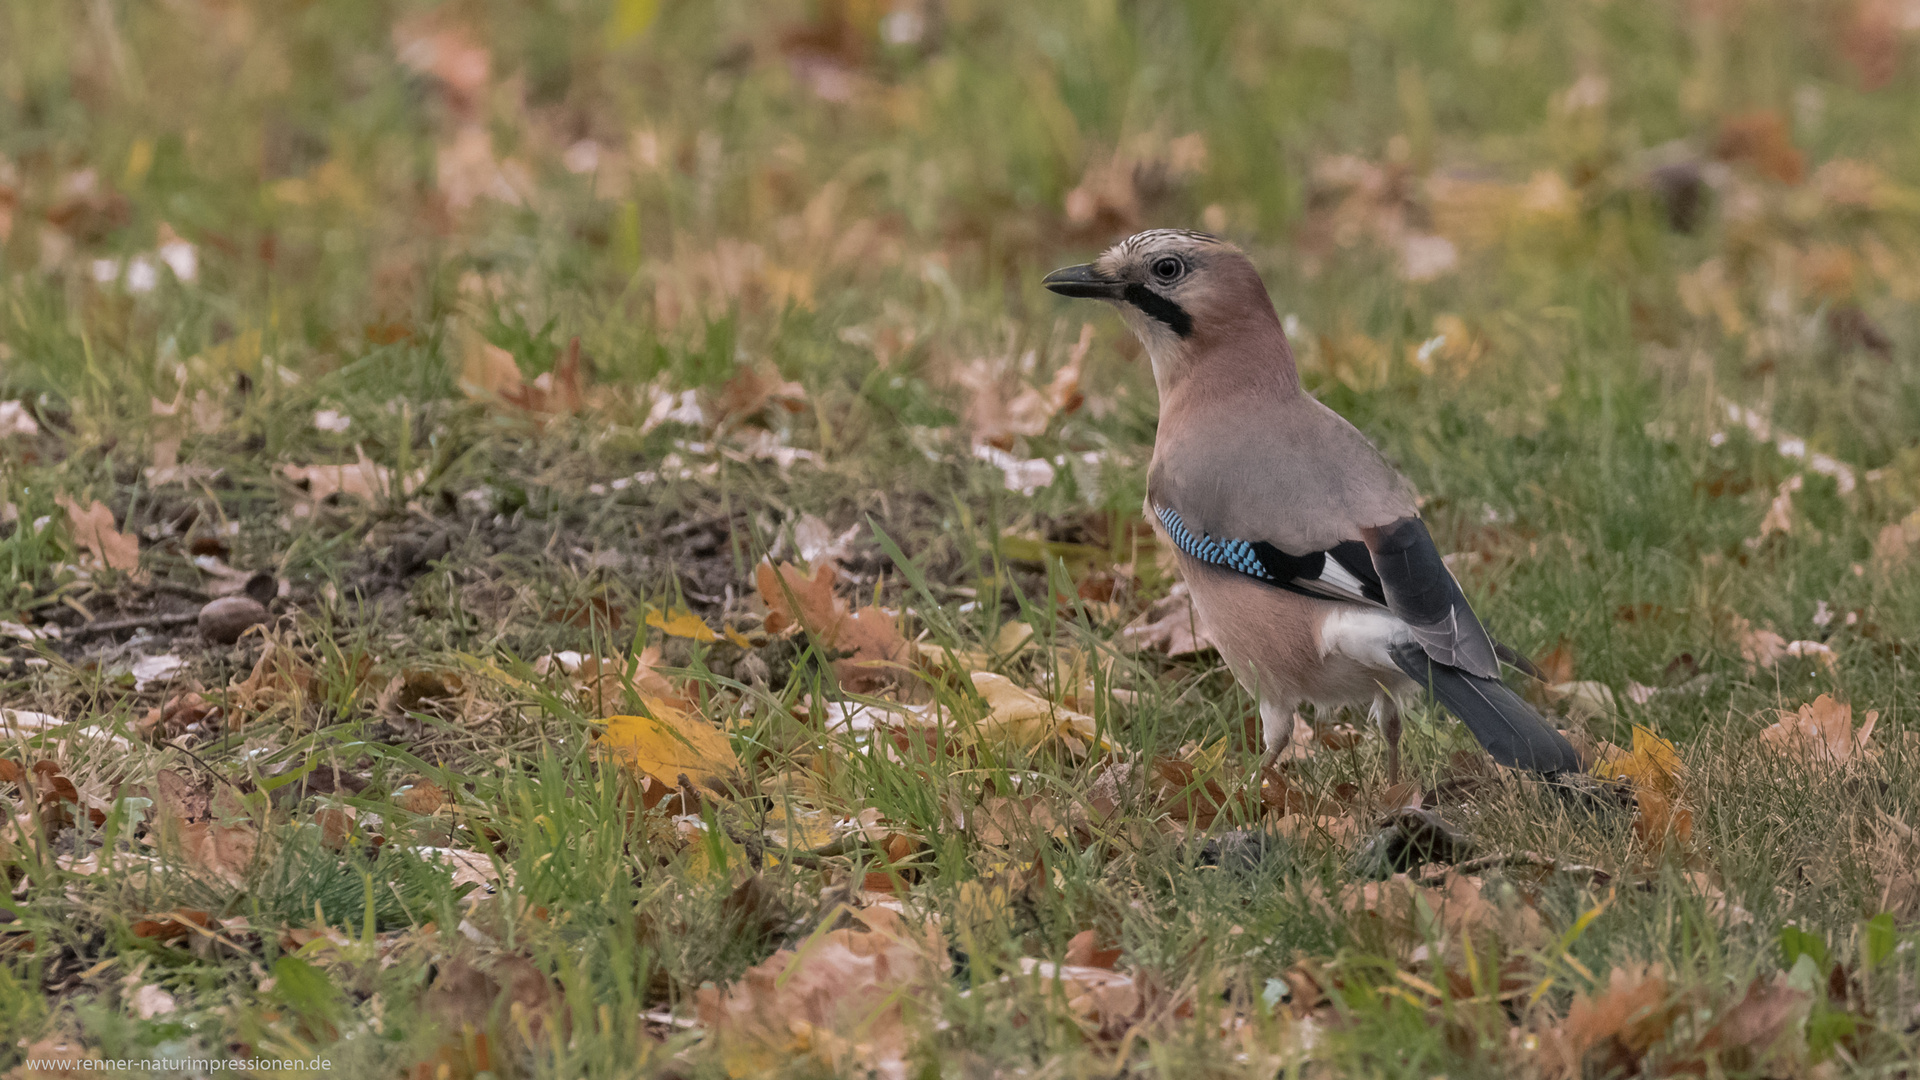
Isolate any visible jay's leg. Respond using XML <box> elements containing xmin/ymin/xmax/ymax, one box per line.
<box><xmin>1373</xmin><ymin>691</ymin><xmax>1404</xmax><ymax>787</ymax></box>
<box><xmin>1258</xmin><ymin>699</ymin><xmax>1297</xmax><ymax>777</ymax></box>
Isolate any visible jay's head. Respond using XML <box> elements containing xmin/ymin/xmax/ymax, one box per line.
<box><xmin>1043</xmin><ymin>230</ymin><xmax>1286</xmax><ymax>388</ymax></box>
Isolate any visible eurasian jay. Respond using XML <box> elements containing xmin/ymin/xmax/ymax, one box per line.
<box><xmin>1043</xmin><ymin>229</ymin><xmax>1580</xmax><ymax>783</ymax></box>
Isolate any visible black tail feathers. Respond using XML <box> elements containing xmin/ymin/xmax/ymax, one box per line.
<box><xmin>1388</xmin><ymin>642</ymin><xmax>1583</xmax><ymax>775</ymax></box>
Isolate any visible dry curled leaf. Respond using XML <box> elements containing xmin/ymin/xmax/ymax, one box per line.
<box><xmin>1119</xmin><ymin>582</ymin><xmax>1211</xmax><ymax>656</ymax></box>
<box><xmin>708</xmin><ymin>362</ymin><xmax>807</xmax><ymax>427</ymax></box>
<box><xmin>1691</xmin><ymin>975</ymin><xmax>1808</xmax><ymax>1064</ymax></box>
<box><xmin>392</xmin><ymin>9</ymin><xmax>491</xmax><ymax>110</ymax></box>
<box><xmin>1594</xmin><ymin>726</ymin><xmax>1692</xmax><ymax>849</ymax></box>
<box><xmin>755</xmin><ymin>561</ymin><xmax>912</xmax><ymax>694</ymax></box>
<box><xmin>279</xmin><ymin>446</ymin><xmax>422</xmax><ymax>506</ymax></box>
<box><xmin>696</xmin><ymin>906</ymin><xmax>947</xmax><ymax>1080</ymax></box>
<box><xmin>418</xmin><ymin>952</ymin><xmax>562</xmax><ymax>1079</ymax></box>
<box><xmin>1542</xmin><ymin>963</ymin><xmax>1678</xmax><ymax>1079</ymax></box>
<box><xmin>646</xmin><ymin>606</ymin><xmax>717</xmax><ymax>642</ymax></box>
<box><xmin>1757</xmin><ymin>694</ymin><xmax>1877</xmax><ymax>768</ymax></box>
<box><xmin>1015</xmin><ymin>959</ymin><xmax>1142</xmax><ymax>1040</ymax></box>
<box><xmin>458</xmin><ymin>327</ymin><xmax>592</xmax><ymax>417</ymax></box>
<box><xmin>227</xmin><ymin>643</ymin><xmax>315</xmax><ymax>720</ymax></box>
<box><xmin>150</xmin><ymin>771</ymin><xmax>258</xmax><ymax>889</ymax></box>
<box><xmin>55</xmin><ymin>495</ymin><xmax>141</xmax><ymax>574</ymax></box>
<box><xmin>1715</xmin><ymin>110</ymin><xmax>1805</xmax><ymax>185</ymax></box>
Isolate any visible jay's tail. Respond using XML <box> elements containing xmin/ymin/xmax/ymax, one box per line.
<box><xmin>1388</xmin><ymin>642</ymin><xmax>1583</xmax><ymax>774</ymax></box>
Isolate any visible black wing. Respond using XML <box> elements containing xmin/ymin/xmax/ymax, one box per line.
<box><xmin>1388</xmin><ymin>642</ymin><xmax>1581</xmax><ymax>773</ymax></box>
<box><xmin>1362</xmin><ymin>516</ymin><xmax>1501</xmax><ymax>679</ymax></box>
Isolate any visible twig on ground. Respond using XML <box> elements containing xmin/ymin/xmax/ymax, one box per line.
<box><xmin>1419</xmin><ymin>850</ymin><xmax>1612</xmax><ymax>886</ymax></box>
<box><xmin>64</xmin><ymin>611</ymin><xmax>201</xmax><ymax>641</ymax></box>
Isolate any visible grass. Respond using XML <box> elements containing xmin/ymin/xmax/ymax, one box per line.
<box><xmin>5</xmin><ymin>0</ymin><xmax>1920</xmax><ymax>1075</ymax></box>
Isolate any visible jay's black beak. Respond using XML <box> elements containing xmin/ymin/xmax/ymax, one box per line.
<box><xmin>1042</xmin><ymin>263</ymin><xmax>1126</xmax><ymax>300</ymax></box>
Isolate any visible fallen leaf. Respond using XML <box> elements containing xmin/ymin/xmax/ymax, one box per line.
<box><xmin>435</xmin><ymin>127</ymin><xmax>529</xmax><ymax>211</ymax></box>
<box><xmin>1543</xmin><ymin>963</ymin><xmax>1678</xmax><ymax>1079</ymax></box>
<box><xmin>1064</xmin><ymin>929</ymin><xmax>1123</xmax><ymax>970</ymax></box>
<box><xmin>397</xmin><ymin>781</ymin><xmax>447</xmax><ymax>815</ymax></box>
<box><xmin>312</xmin><ymin>408</ymin><xmax>352</xmax><ymax>433</ymax></box>
<box><xmin>135</xmin><ymin>692</ymin><xmax>218</xmax><ymax>741</ymax></box>
<box><xmin>971</xmin><ymin>443</ymin><xmax>1057</xmax><ymax>495</ymax></box>
<box><xmin>1015</xmin><ymin>958</ymin><xmax>1143</xmax><ymax>1040</ymax></box>
<box><xmin>1692</xmin><ymin>975</ymin><xmax>1807</xmax><ymax>1061</ymax></box>
<box><xmin>279</xmin><ymin>446</ymin><xmax>421</xmax><ymax>506</ymax></box>
<box><xmin>418</xmin><ymin>952</ymin><xmax>561</xmax><ymax>1079</ymax></box>
<box><xmin>708</xmin><ymin>362</ymin><xmax>807</xmax><ymax>427</ymax></box>
<box><xmin>130</xmin><ymin>653</ymin><xmax>187</xmax><ymax>692</ymax></box>
<box><xmin>415</xmin><ymin>847</ymin><xmax>502</xmax><ymax>892</ymax></box>
<box><xmin>1730</xmin><ymin>613</ymin><xmax>1836</xmax><ymax>672</ymax></box>
<box><xmin>227</xmin><ymin>643</ymin><xmax>315</xmax><ymax>720</ymax></box>
<box><xmin>1063</xmin><ymin>135</ymin><xmax>1207</xmax><ymax>234</ymax></box>
<box><xmin>599</xmin><ymin>703</ymin><xmax>739</xmax><ymax>792</ymax></box>
<box><xmin>1715</xmin><ymin>110</ymin><xmax>1805</xmax><ymax>184</ymax></box>
<box><xmin>1871</xmin><ymin>509</ymin><xmax>1920</xmax><ymax>570</ymax></box>
<box><xmin>392</xmin><ymin>9</ymin><xmax>491</xmax><ymax>113</ymax></box>
<box><xmin>1758</xmin><ymin>694</ymin><xmax>1878</xmax><ymax>769</ymax></box>
<box><xmin>971</xmin><ymin>794</ymin><xmax>1066</xmax><ymax>848</ymax></box>
<box><xmin>1147</xmin><ymin>757</ymin><xmax>1235</xmax><ymax>829</ymax></box>
<box><xmin>1684</xmin><ymin>871</ymin><xmax>1754</xmax><ymax>926</ymax></box>
<box><xmin>785</xmin><ymin>513</ymin><xmax>861</xmax><ymax>568</ymax></box>
<box><xmin>1866</xmin><ymin>814</ymin><xmax>1920</xmax><ymax>920</ymax></box>
<box><xmin>1550</xmin><ymin>680</ymin><xmax>1618</xmax><ymax>722</ymax></box>
<box><xmin>534</xmin><ymin>648</ymin><xmax>693</xmax><ymax>714</ymax></box>
<box><xmin>458</xmin><ymin>324</ymin><xmax>524</xmax><ymax>401</ymax></box>
<box><xmin>460</xmin><ymin>332</ymin><xmax>592</xmax><ymax>417</ymax></box>
<box><xmin>1842</xmin><ymin>0</ymin><xmax>1906</xmax><ymax>90</ymax></box>
<box><xmin>314</xmin><ymin>806</ymin><xmax>356</xmax><ymax>850</ymax></box>
<box><xmin>756</xmin><ymin>560</ymin><xmax>837</xmax><ymax>636</ymax></box>
<box><xmin>755</xmin><ymin>561</ymin><xmax>912</xmax><ymax>694</ymax></box>
<box><xmin>0</xmin><ymin>399</ymin><xmax>39</xmax><ymax>438</ymax></box>
<box><xmin>955</xmin><ymin>323</ymin><xmax>1096</xmax><ymax>450</ymax></box>
<box><xmin>1532</xmin><ymin>642</ymin><xmax>1577</xmax><ymax>686</ymax></box>
<box><xmin>55</xmin><ymin>496</ymin><xmax>141</xmax><ymax>574</ymax></box>
<box><xmin>645</xmin><ymin>606</ymin><xmax>718</xmax><ymax>642</ymax></box>
<box><xmin>1747</xmin><ymin>475</ymin><xmax>1802</xmax><ymax>548</ymax></box>
<box><xmin>970</xmin><ymin>671</ymin><xmax>1099</xmax><ymax>753</ymax></box>
<box><xmin>127</xmin><ymin>983</ymin><xmax>178</xmax><ymax>1020</ymax></box>
<box><xmin>151</xmin><ymin>772</ymin><xmax>259</xmax><ymax>889</ymax></box>
<box><xmin>1120</xmin><ymin>582</ymin><xmax>1211</xmax><ymax>656</ymax></box>
<box><xmin>696</xmin><ymin>906</ymin><xmax>947</xmax><ymax>1080</ymax></box>
<box><xmin>1594</xmin><ymin>725</ymin><xmax>1691</xmax><ymax>848</ymax></box>
<box><xmin>1398</xmin><ymin>232</ymin><xmax>1459</xmax><ymax>282</ymax></box>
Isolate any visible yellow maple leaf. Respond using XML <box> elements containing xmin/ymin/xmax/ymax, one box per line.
<box><xmin>1594</xmin><ymin>725</ymin><xmax>1683</xmax><ymax>792</ymax></box>
<box><xmin>599</xmin><ymin>700</ymin><xmax>737</xmax><ymax>790</ymax></box>
<box><xmin>646</xmin><ymin>606</ymin><xmax>718</xmax><ymax>642</ymax></box>
<box><xmin>1595</xmin><ymin>724</ymin><xmax>1691</xmax><ymax>847</ymax></box>
<box><xmin>969</xmin><ymin>672</ymin><xmax>1100</xmax><ymax>752</ymax></box>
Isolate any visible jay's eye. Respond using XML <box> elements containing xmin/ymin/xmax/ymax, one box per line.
<box><xmin>1151</xmin><ymin>256</ymin><xmax>1184</xmax><ymax>282</ymax></box>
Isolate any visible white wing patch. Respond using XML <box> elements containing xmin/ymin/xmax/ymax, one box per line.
<box><xmin>1313</xmin><ymin>558</ymin><xmax>1374</xmax><ymax>604</ymax></box>
<box><xmin>1317</xmin><ymin>608</ymin><xmax>1413</xmax><ymax>672</ymax></box>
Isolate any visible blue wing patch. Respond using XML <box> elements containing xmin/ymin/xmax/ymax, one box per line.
<box><xmin>1153</xmin><ymin>504</ymin><xmax>1386</xmax><ymax>605</ymax></box>
<box><xmin>1154</xmin><ymin>505</ymin><xmax>1273</xmax><ymax>580</ymax></box>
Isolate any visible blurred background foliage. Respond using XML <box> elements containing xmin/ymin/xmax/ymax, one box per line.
<box><xmin>4</xmin><ymin>0</ymin><xmax>1920</xmax><ymax>701</ymax></box>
